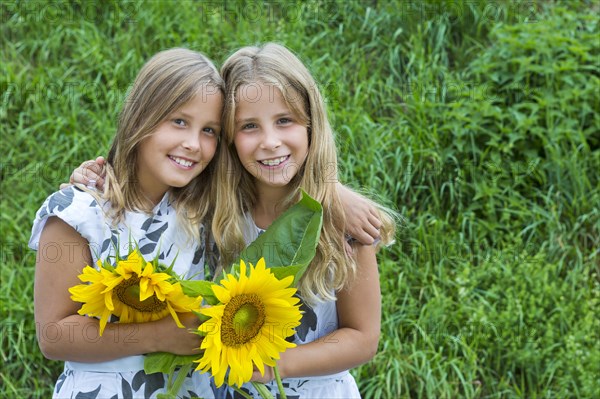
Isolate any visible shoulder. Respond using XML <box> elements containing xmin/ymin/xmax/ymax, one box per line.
<box><xmin>29</xmin><ymin>186</ymin><xmax>107</xmax><ymax>250</ymax></box>
<box><xmin>37</xmin><ymin>186</ymin><xmax>105</xmax><ymax>222</ymax></box>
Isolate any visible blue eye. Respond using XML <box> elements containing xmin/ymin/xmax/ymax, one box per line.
<box><xmin>278</xmin><ymin>118</ymin><xmax>292</xmax><ymax>124</ymax></box>
<box><xmin>242</xmin><ymin>123</ymin><xmax>257</xmax><ymax>130</ymax></box>
<box><xmin>203</xmin><ymin>127</ymin><xmax>217</xmax><ymax>136</ymax></box>
<box><xmin>173</xmin><ymin>118</ymin><xmax>187</xmax><ymax>127</ymax></box>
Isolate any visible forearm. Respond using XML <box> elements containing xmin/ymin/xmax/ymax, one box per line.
<box><xmin>37</xmin><ymin>315</ymin><xmax>164</xmax><ymax>362</ymax></box>
<box><xmin>35</xmin><ymin>218</ymin><xmax>202</xmax><ymax>363</ymax></box>
<box><xmin>278</xmin><ymin>326</ymin><xmax>380</xmax><ymax>379</ymax></box>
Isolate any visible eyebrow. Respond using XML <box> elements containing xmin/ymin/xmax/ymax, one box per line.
<box><xmin>173</xmin><ymin>110</ymin><xmax>194</xmax><ymax>119</ymax></box>
<box><xmin>235</xmin><ymin>117</ymin><xmax>256</xmax><ymax>124</ymax></box>
<box><xmin>235</xmin><ymin>112</ymin><xmax>293</xmax><ymax>123</ymax></box>
<box><xmin>174</xmin><ymin>110</ymin><xmax>220</xmax><ymax>126</ymax></box>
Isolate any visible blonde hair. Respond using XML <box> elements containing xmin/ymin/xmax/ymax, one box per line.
<box><xmin>102</xmin><ymin>48</ymin><xmax>223</xmax><ymax>239</ymax></box>
<box><xmin>212</xmin><ymin>43</ymin><xmax>395</xmax><ymax>304</ymax></box>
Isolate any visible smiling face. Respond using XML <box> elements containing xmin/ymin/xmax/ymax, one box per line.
<box><xmin>136</xmin><ymin>89</ymin><xmax>223</xmax><ymax>203</ymax></box>
<box><xmin>233</xmin><ymin>82</ymin><xmax>309</xmax><ymax>194</ymax></box>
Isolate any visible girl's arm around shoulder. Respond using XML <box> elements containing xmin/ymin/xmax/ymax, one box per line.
<box><xmin>337</xmin><ymin>184</ymin><xmax>382</xmax><ymax>245</ymax></box>
<box><xmin>34</xmin><ymin>217</ymin><xmax>202</xmax><ymax>362</ymax></box>
<box><xmin>255</xmin><ymin>244</ymin><xmax>381</xmax><ymax>382</ymax></box>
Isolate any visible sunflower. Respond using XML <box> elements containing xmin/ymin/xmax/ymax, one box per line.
<box><xmin>195</xmin><ymin>258</ymin><xmax>302</xmax><ymax>387</ymax></box>
<box><xmin>69</xmin><ymin>250</ymin><xmax>201</xmax><ymax>336</ymax></box>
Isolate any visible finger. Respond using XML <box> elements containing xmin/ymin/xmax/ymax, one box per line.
<box><xmin>95</xmin><ymin>156</ymin><xmax>106</xmax><ymax>166</ymax></box>
<box><xmin>364</xmin><ymin>223</ymin><xmax>381</xmax><ymax>241</ymax></box>
<box><xmin>80</xmin><ymin>167</ymin><xmax>103</xmax><ymax>182</ymax></box>
<box><xmin>95</xmin><ymin>176</ymin><xmax>106</xmax><ymax>191</ymax></box>
<box><xmin>72</xmin><ymin>170</ymin><xmax>88</xmax><ymax>185</ymax></box>
<box><xmin>353</xmin><ymin>230</ymin><xmax>375</xmax><ymax>246</ymax></box>
<box><xmin>368</xmin><ymin>212</ymin><xmax>383</xmax><ymax>229</ymax></box>
<box><xmin>82</xmin><ymin>161</ymin><xmax>103</xmax><ymax>176</ymax></box>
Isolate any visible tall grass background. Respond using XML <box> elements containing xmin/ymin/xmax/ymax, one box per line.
<box><xmin>1</xmin><ymin>0</ymin><xmax>598</xmax><ymax>398</ymax></box>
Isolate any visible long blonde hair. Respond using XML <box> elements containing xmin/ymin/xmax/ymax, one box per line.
<box><xmin>212</xmin><ymin>43</ymin><xmax>395</xmax><ymax>304</ymax></box>
<box><xmin>102</xmin><ymin>48</ymin><xmax>223</xmax><ymax>239</ymax></box>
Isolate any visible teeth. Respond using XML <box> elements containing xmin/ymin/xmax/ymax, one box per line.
<box><xmin>259</xmin><ymin>156</ymin><xmax>287</xmax><ymax>166</ymax></box>
<box><xmin>171</xmin><ymin>156</ymin><xmax>194</xmax><ymax>167</ymax></box>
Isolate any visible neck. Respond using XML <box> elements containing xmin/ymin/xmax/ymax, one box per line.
<box><xmin>141</xmin><ymin>187</ymin><xmax>168</xmax><ymax>208</ymax></box>
<box><xmin>253</xmin><ymin>183</ymin><xmax>293</xmax><ymax>229</ymax></box>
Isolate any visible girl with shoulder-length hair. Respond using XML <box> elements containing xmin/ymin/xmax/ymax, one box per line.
<box><xmin>30</xmin><ymin>48</ymin><xmax>224</xmax><ymax>398</ymax></box>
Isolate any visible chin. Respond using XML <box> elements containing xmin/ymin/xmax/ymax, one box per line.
<box><xmin>168</xmin><ymin>179</ymin><xmax>195</xmax><ymax>189</ymax></box>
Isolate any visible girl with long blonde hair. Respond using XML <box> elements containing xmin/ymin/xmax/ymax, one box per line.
<box><xmin>212</xmin><ymin>42</ymin><xmax>396</xmax><ymax>398</ymax></box>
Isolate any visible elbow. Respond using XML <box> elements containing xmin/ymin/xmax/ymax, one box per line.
<box><xmin>363</xmin><ymin>330</ymin><xmax>381</xmax><ymax>362</ymax></box>
<box><xmin>37</xmin><ymin>330</ymin><xmax>68</xmax><ymax>361</ymax></box>
<box><xmin>35</xmin><ymin>321</ymin><xmax>60</xmax><ymax>360</ymax></box>
<box><xmin>38</xmin><ymin>342</ymin><xmax>57</xmax><ymax>360</ymax></box>
<box><xmin>38</xmin><ymin>339</ymin><xmax>63</xmax><ymax>361</ymax></box>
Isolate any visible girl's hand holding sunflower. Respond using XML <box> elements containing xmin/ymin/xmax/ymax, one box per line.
<box><xmin>251</xmin><ymin>364</ymin><xmax>275</xmax><ymax>384</ymax></box>
<box><xmin>152</xmin><ymin>312</ymin><xmax>203</xmax><ymax>356</ymax></box>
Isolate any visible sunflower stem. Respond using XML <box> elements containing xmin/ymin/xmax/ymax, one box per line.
<box><xmin>166</xmin><ymin>363</ymin><xmax>193</xmax><ymax>398</ymax></box>
<box><xmin>273</xmin><ymin>366</ymin><xmax>286</xmax><ymax>399</ymax></box>
<box><xmin>233</xmin><ymin>385</ymin><xmax>255</xmax><ymax>399</ymax></box>
<box><xmin>251</xmin><ymin>382</ymin><xmax>275</xmax><ymax>399</ymax></box>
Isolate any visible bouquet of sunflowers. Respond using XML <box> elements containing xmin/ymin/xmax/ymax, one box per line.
<box><xmin>70</xmin><ymin>191</ymin><xmax>323</xmax><ymax>399</ymax></box>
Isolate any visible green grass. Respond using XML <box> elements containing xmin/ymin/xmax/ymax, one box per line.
<box><xmin>2</xmin><ymin>0</ymin><xmax>599</xmax><ymax>398</ymax></box>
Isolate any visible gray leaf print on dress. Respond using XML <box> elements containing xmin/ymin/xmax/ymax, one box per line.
<box><xmin>132</xmin><ymin>370</ymin><xmax>165</xmax><ymax>397</ymax></box>
<box><xmin>146</xmin><ymin>222</ymin><xmax>168</xmax><ymax>242</ymax></box>
<box><xmin>140</xmin><ymin>242</ymin><xmax>157</xmax><ymax>255</ymax></box>
<box><xmin>54</xmin><ymin>372</ymin><xmax>67</xmax><ymax>394</ymax></box>
<box><xmin>39</xmin><ymin>188</ymin><xmax>75</xmax><ymax>220</ymax></box>
<box><xmin>139</xmin><ymin>222</ymin><xmax>168</xmax><ymax>255</ymax></box>
<box><xmin>140</xmin><ymin>217</ymin><xmax>162</xmax><ymax>232</ymax></box>
<box><xmin>160</xmin><ymin>243</ymin><xmax>175</xmax><ymax>260</ymax></box>
<box><xmin>121</xmin><ymin>377</ymin><xmax>133</xmax><ymax>399</ymax></box>
<box><xmin>74</xmin><ymin>385</ymin><xmax>101</xmax><ymax>399</ymax></box>
<box><xmin>293</xmin><ymin>299</ymin><xmax>317</xmax><ymax>342</ymax></box>
<box><xmin>101</xmin><ymin>232</ymin><xmax>119</xmax><ymax>255</ymax></box>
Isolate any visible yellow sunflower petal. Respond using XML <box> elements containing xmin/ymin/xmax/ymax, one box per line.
<box><xmin>139</xmin><ymin>277</ymin><xmax>151</xmax><ymax>301</ymax></box>
<box><xmin>212</xmin><ymin>284</ymin><xmax>231</xmax><ymax>303</ymax></box>
<box><xmin>141</xmin><ymin>262</ymin><xmax>154</xmax><ymax>276</ymax></box>
<box><xmin>101</xmin><ymin>275</ymin><xmax>124</xmax><ymax>293</ymax></box>
<box><xmin>104</xmin><ymin>291</ymin><xmax>115</xmax><ymax>311</ymax></box>
<box><xmin>98</xmin><ymin>306</ymin><xmax>112</xmax><ymax>336</ymax></box>
<box><xmin>166</xmin><ymin>302</ymin><xmax>184</xmax><ymax>328</ymax></box>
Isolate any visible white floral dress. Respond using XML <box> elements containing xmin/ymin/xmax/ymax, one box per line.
<box><xmin>215</xmin><ymin>215</ymin><xmax>362</xmax><ymax>399</ymax></box>
<box><xmin>29</xmin><ymin>186</ymin><xmax>217</xmax><ymax>399</ymax></box>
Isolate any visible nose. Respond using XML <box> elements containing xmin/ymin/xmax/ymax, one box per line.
<box><xmin>260</xmin><ymin>127</ymin><xmax>281</xmax><ymax>150</ymax></box>
<box><xmin>182</xmin><ymin>132</ymin><xmax>202</xmax><ymax>152</ymax></box>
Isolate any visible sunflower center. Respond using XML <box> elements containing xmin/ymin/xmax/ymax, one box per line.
<box><xmin>114</xmin><ymin>276</ymin><xmax>167</xmax><ymax>313</ymax></box>
<box><xmin>221</xmin><ymin>293</ymin><xmax>266</xmax><ymax>347</ymax></box>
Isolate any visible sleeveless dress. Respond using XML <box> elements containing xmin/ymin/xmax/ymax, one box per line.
<box><xmin>217</xmin><ymin>214</ymin><xmax>362</xmax><ymax>399</ymax></box>
<box><xmin>29</xmin><ymin>186</ymin><xmax>216</xmax><ymax>399</ymax></box>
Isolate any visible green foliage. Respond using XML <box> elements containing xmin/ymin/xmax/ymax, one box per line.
<box><xmin>239</xmin><ymin>190</ymin><xmax>323</xmax><ymax>283</ymax></box>
<box><xmin>1</xmin><ymin>0</ymin><xmax>598</xmax><ymax>398</ymax></box>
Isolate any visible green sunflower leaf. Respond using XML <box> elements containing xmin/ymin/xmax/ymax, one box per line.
<box><xmin>144</xmin><ymin>352</ymin><xmax>197</xmax><ymax>375</ymax></box>
<box><xmin>239</xmin><ymin>189</ymin><xmax>323</xmax><ymax>285</ymax></box>
<box><xmin>180</xmin><ymin>280</ymin><xmax>219</xmax><ymax>305</ymax></box>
